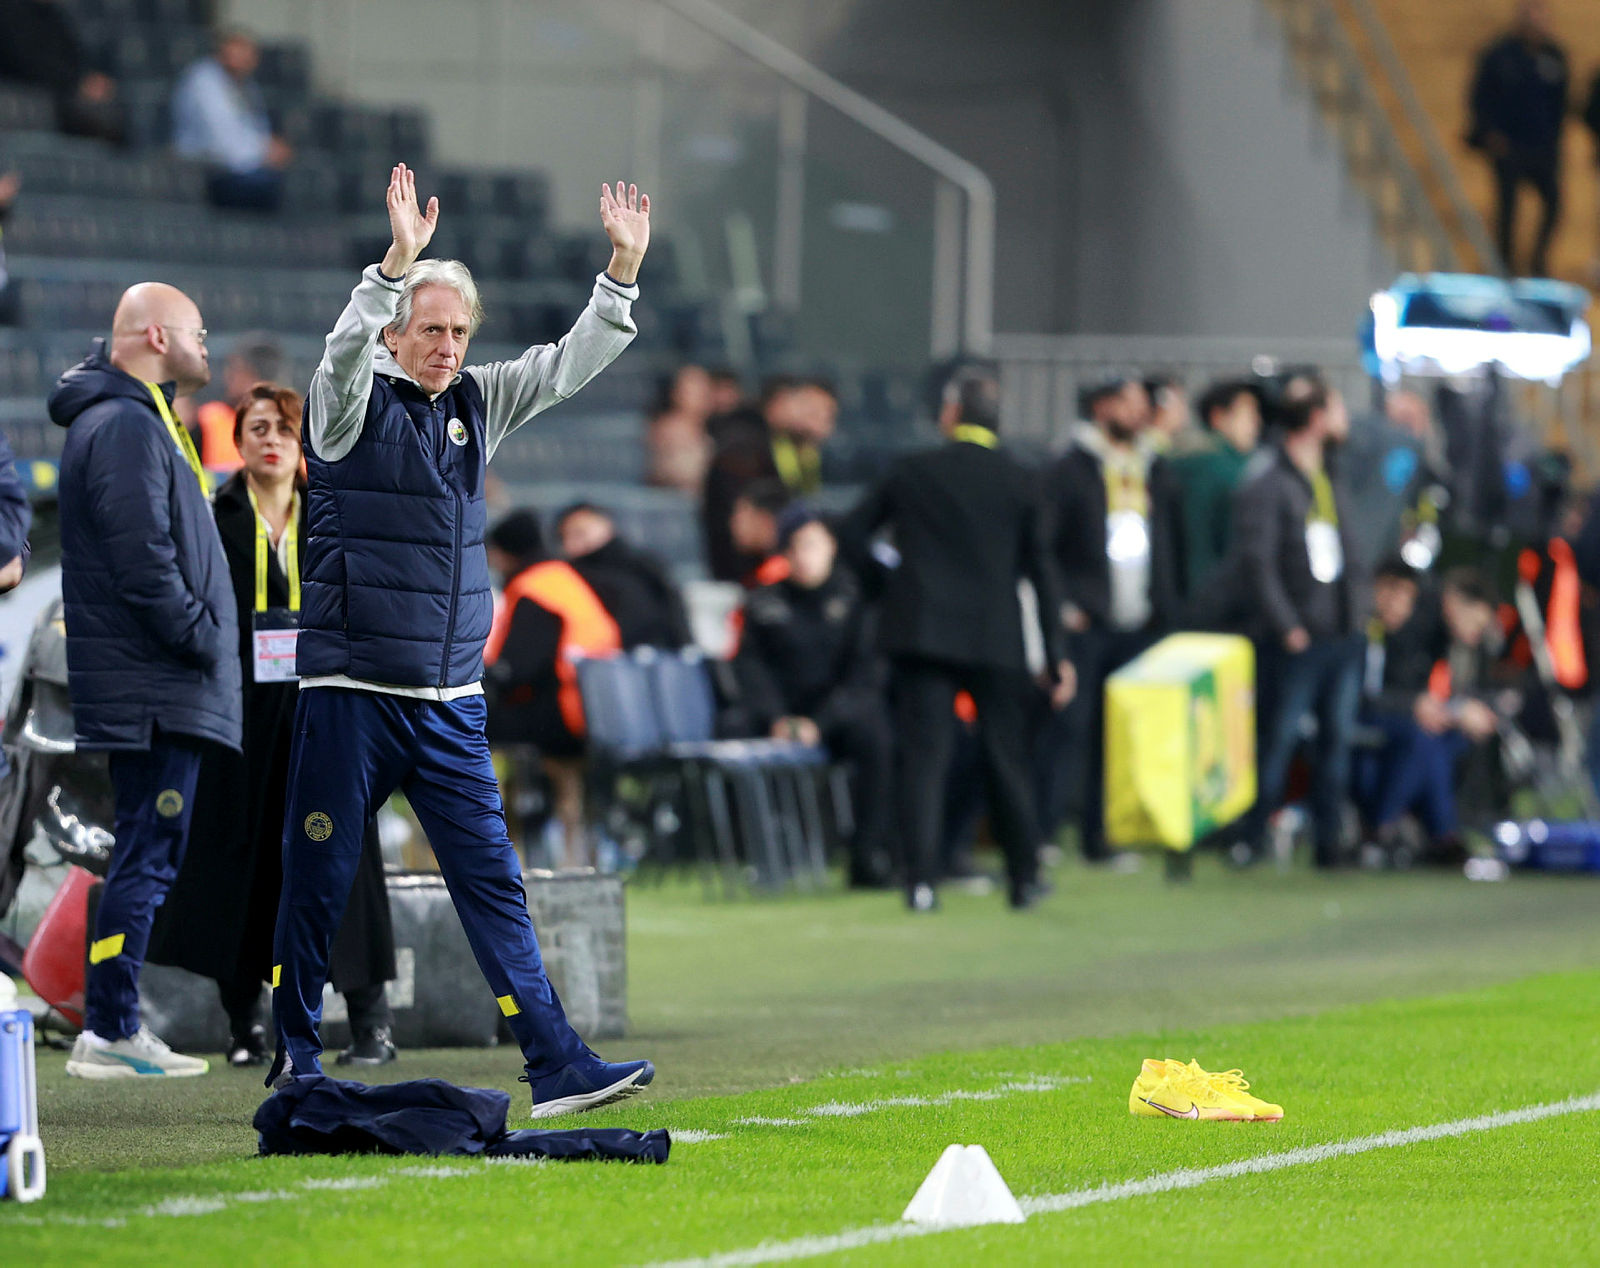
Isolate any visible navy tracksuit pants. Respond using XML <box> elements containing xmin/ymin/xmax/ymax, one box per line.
<box><xmin>85</xmin><ymin>734</ymin><xmax>204</xmax><ymax>1040</ymax></box>
<box><xmin>271</xmin><ymin>688</ymin><xmax>586</xmax><ymax>1077</ymax></box>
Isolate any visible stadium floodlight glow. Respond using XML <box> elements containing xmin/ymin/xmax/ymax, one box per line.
<box><xmin>1366</xmin><ymin>274</ymin><xmax>1592</xmax><ymax>386</ymax></box>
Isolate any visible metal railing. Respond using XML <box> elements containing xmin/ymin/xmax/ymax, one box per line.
<box><xmin>650</xmin><ymin>0</ymin><xmax>996</xmax><ymax>358</ymax></box>
<box><xmin>1263</xmin><ymin>0</ymin><xmax>1457</xmax><ymax>274</ymax></box>
<box><xmin>1339</xmin><ymin>0</ymin><xmax>1503</xmax><ymax>274</ymax></box>
<box><xmin>993</xmin><ymin>333</ymin><xmax>1367</xmax><ymax>445</ymax></box>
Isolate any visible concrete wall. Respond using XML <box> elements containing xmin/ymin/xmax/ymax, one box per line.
<box><xmin>223</xmin><ymin>0</ymin><xmax>1394</xmax><ymax>346</ymax></box>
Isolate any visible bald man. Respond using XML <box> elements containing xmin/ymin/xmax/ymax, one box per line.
<box><xmin>48</xmin><ymin>283</ymin><xmax>242</xmax><ymax>1079</ymax></box>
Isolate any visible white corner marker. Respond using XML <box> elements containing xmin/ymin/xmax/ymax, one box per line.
<box><xmin>901</xmin><ymin>1144</ymin><xmax>1025</xmax><ymax>1229</ymax></box>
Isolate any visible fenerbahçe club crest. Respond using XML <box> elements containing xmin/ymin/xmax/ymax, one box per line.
<box><xmin>304</xmin><ymin>812</ymin><xmax>334</xmax><ymax>842</ymax></box>
<box><xmin>155</xmin><ymin>789</ymin><xmax>184</xmax><ymax>818</ymax></box>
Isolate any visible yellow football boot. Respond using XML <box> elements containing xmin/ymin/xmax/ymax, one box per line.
<box><xmin>1187</xmin><ymin>1062</ymin><xmax>1283</xmax><ymax>1122</ymax></box>
<box><xmin>1128</xmin><ymin>1058</ymin><xmax>1186</xmax><ymax>1116</ymax></box>
<box><xmin>1131</xmin><ymin>1058</ymin><xmax>1284</xmax><ymax>1121</ymax></box>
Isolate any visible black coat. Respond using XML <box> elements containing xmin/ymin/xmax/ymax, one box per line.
<box><xmin>734</xmin><ymin>567</ymin><xmax>882</xmax><ymax>732</ymax></box>
<box><xmin>569</xmin><ymin>537</ymin><xmax>691</xmax><ymax>650</ymax></box>
<box><xmin>149</xmin><ymin>472</ymin><xmax>393</xmax><ymax>991</ymax></box>
<box><xmin>701</xmin><ymin>416</ymin><xmax>780</xmax><ymax>582</ymax></box>
<box><xmin>1469</xmin><ymin>33</ymin><xmax>1568</xmax><ymax>155</ymax></box>
<box><xmin>1042</xmin><ymin>441</ymin><xmax>1182</xmax><ymax>633</ymax></box>
<box><xmin>1222</xmin><ymin>447</ymin><xmax>1367</xmax><ymax>643</ymax></box>
<box><xmin>49</xmin><ymin>348</ymin><xmax>241</xmax><ymax>752</ymax></box>
<box><xmin>838</xmin><ymin>434</ymin><xmax>1066</xmax><ymax>673</ymax></box>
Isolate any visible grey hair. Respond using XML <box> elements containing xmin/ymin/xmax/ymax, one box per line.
<box><xmin>386</xmin><ymin>259</ymin><xmax>485</xmax><ymax>339</ymax></box>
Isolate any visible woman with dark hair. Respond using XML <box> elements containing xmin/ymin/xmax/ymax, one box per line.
<box><xmin>149</xmin><ymin>383</ymin><xmax>398</xmax><ymax>1066</ymax></box>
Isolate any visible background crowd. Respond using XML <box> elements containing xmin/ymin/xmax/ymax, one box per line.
<box><xmin>358</xmin><ymin>351</ymin><xmax>1597</xmax><ymax>906</ymax></box>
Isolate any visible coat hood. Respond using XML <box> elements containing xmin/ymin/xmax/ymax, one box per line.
<box><xmin>47</xmin><ymin>340</ymin><xmax>173</xmax><ymax>429</ymax></box>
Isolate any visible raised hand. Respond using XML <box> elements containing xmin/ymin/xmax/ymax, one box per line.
<box><xmin>382</xmin><ymin>162</ymin><xmax>438</xmax><ymax>278</ymax></box>
<box><xmin>599</xmin><ymin>181</ymin><xmax>651</xmax><ymax>285</ymax></box>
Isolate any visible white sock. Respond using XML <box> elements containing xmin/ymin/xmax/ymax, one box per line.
<box><xmin>79</xmin><ymin>1029</ymin><xmax>113</xmax><ymax>1049</ymax></box>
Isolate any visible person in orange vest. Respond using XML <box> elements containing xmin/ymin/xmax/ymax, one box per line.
<box><xmin>483</xmin><ymin>510</ymin><xmax>621</xmax><ymax>869</ymax></box>
<box><xmin>193</xmin><ymin>336</ymin><xmax>285</xmax><ymax>474</ymax></box>
<box><xmin>1359</xmin><ymin>566</ymin><xmax>1511</xmax><ymax>866</ymax></box>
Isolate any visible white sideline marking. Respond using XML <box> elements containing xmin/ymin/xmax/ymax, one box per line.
<box><xmin>392</xmin><ymin>1165</ymin><xmax>472</xmax><ymax>1178</ymax></box>
<box><xmin>143</xmin><ymin>1197</ymin><xmax>228</xmax><ymax>1217</ymax></box>
<box><xmin>300</xmin><ymin>1176</ymin><xmax>388</xmax><ymax>1191</ymax></box>
<box><xmin>734</xmin><ymin>1116</ymin><xmax>808</xmax><ymax>1128</ymax></box>
<box><xmin>672</xmin><ymin>1130</ymin><xmax>729</xmax><ymax>1144</ymax></box>
<box><xmin>648</xmin><ymin>1091</ymin><xmax>1600</xmax><ymax>1267</ymax></box>
<box><xmin>808</xmin><ymin>1077</ymin><xmax>1084</xmax><ymax>1119</ymax></box>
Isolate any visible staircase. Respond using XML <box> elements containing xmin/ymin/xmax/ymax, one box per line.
<box><xmin>1265</xmin><ymin>0</ymin><xmax>1600</xmax><ymax>471</ymax></box>
<box><xmin>1359</xmin><ymin>0</ymin><xmax>1600</xmax><ymax>286</ymax></box>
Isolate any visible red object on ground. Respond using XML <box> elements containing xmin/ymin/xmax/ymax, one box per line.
<box><xmin>21</xmin><ymin>865</ymin><xmax>94</xmax><ymax>1027</ymax></box>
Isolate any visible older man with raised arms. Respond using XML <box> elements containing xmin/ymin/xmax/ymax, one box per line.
<box><xmin>267</xmin><ymin>165</ymin><xmax>653</xmax><ymax>1117</ymax></box>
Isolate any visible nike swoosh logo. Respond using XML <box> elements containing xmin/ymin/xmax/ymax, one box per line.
<box><xmin>1140</xmin><ymin>1096</ymin><xmax>1199</xmax><ymax>1119</ymax></box>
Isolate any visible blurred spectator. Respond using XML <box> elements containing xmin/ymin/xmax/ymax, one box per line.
<box><xmin>1038</xmin><ymin>376</ymin><xmax>1181</xmax><ymax>859</ymax></box>
<box><xmin>734</xmin><ymin>508</ymin><xmax>893</xmax><ymax>888</ymax></box>
<box><xmin>1341</xmin><ymin>389</ymin><xmax>1453</xmax><ymax>574</ymax></box>
<box><xmin>1143</xmin><ymin>373</ymin><xmax>1192</xmax><ymax>454</ymax></box>
<box><xmin>1585</xmin><ymin>71</ymin><xmax>1600</xmax><ymax>278</ymax></box>
<box><xmin>0</xmin><ymin>0</ymin><xmax>125</xmax><ymax>145</ymax></box>
<box><xmin>149</xmin><ymin>383</ymin><xmax>397</xmax><ymax>1068</ymax></box>
<box><xmin>557</xmin><ymin>501</ymin><xmax>692</xmax><ymax>650</ymax></box>
<box><xmin>645</xmin><ymin>365</ymin><xmax>714</xmax><ymax>494</ymax></box>
<box><xmin>1230</xmin><ymin>374</ymin><xmax>1367</xmax><ymax>868</ymax></box>
<box><xmin>172</xmin><ymin>30</ymin><xmax>293</xmax><ymax>212</ymax></box>
<box><xmin>0</xmin><ymin>170</ymin><xmax>16</xmax><ymax>325</ymax></box>
<box><xmin>707</xmin><ymin>367</ymin><xmax>745</xmax><ymax>417</ymax></box>
<box><xmin>702</xmin><ymin>376</ymin><xmax>836</xmax><ymax>581</ymax></box>
<box><xmin>195</xmin><ymin>334</ymin><xmax>285</xmax><ymax>474</ymax></box>
<box><xmin>484</xmin><ymin>510</ymin><xmax>622</xmax><ymax>868</ymax></box>
<box><xmin>728</xmin><ymin>478</ymin><xmax>793</xmax><ymax>588</ymax></box>
<box><xmin>839</xmin><ymin>359</ymin><xmax>1072</xmax><ymax>912</ymax></box>
<box><xmin>1467</xmin><ymin>0</ymin><xmax>1568</xmax><ymax>276</ymax></box>
<box><xmin>1359</xmin><ymin>567</ymin><xmax>1507</xmax><ymax>865</ymax></box>
<box><xmin>1173</xmin><ymin>378</ymin><xmax>1262</xmax><ymax>605</ymax></box>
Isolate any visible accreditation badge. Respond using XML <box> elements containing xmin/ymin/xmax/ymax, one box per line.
<box><xmin>252</xmin><ymin>607</ymin><xmax>301</xmax><ymax>682</ymax></box>
<box><xmin>1106</xmin><ymin>510</ymin><xmax>1151</xmax><ymax>565</ymax></box>
<box><xmin>1305</xmin><ymin>520</ymin><xmax>1344</xmax><ymax>584</ymax></box>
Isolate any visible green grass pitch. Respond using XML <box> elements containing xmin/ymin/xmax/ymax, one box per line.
<box><xmin>5</xmin><ymin>855</ymin><xmax>1600</xmax><ymax>1265</ymax></box>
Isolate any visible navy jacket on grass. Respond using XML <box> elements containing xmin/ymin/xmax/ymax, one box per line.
<box><xmin>255</xmin><ymin>1074</ymin><xmax>670</xmax><ymax>1162</ymax></box>
<box><xmin>48</xmin><ymin>346</ymin><xmax>241</xmax><ymax>752</ymax></box>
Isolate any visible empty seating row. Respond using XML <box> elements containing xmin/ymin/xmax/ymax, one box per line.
<box><xmin>6</xmin><ymin>197</ymin><xmax>348</xmax><ymax>270</ymax></box>
<box><xmin>0</xmin><ymin>88</ymin><xmax>55</xmax><ymax>134</ymax></box>
<box><xmin>577</xmin><ymin>648</ymin><xmax>839</xmax><ymax>892</ymax></box>
<box><xmin>62</xmin><ymin>0</ymin><xmax>210</xmax><ymax>26</ymax></box>
<box><xmin>77</xmin><ymin>23</ymin><xmax>213</xmax><ymax>81</ymax></box>
<box><xmin>0</xmin><ymin>131</ymin><xmax>205</xmax><ymax>202</ymax></box>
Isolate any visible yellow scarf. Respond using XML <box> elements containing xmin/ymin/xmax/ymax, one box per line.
<box><xmin>144</xmin><ymin>383</ymin><xmax>208</xmax><ymax>496</ymax></box>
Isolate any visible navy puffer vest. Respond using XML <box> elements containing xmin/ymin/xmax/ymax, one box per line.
<box><xmin>298</xmin><ymin>372</ymin><xmax>493</xmax><ymax>688</ymax></box>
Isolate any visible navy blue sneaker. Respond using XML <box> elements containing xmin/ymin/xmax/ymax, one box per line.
<box><xmin>523</xmin><ymin>1050</ymin><xmax>655</xmax><ymax>1119</ymax></box>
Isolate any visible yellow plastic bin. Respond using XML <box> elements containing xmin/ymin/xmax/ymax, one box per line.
<box><xmin>1104</xmin><ymin>634</ymin><xmax>1256</xmax><ymax>851</ymax></box>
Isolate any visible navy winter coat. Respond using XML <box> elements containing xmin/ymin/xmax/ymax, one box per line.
<box><xmin>48</xmin><ymin>346</ymin><xmax>241</xmax><ymax>751</ymax></box>
<box><xmin>297</xmin><ymin>372</ymin><xmax>492</xmax><ymax>689</ymax></box>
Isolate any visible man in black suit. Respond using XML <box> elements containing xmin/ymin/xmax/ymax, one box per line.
<box><xmin>839</xmin><ymin>360</ymin><xmax>1073</xmax><ymax>911</ymax></box>
<box><xmin>1038</xmin><ymin>377</ymin><xmax>1183</xmax><ymax>859</ymax></box>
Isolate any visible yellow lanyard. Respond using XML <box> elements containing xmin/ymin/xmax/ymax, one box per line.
<box><xmin>771</xmin><ymin>434</ymin><xmax>822</xmax><ymax>494</ymax></box>
<box><xmin>144</xmin><ymin>383</ymin><xmax>208</xmax><ymax>496</ymax></box>
<box><xmin>246</xmin><ymin>484</ymin><xmax>300</xmax><ymax>613</ymax></box>
<box><xmin>951</xmin><ymin>424</ymin><xmax>998</xmax><ymax>448</ymax></box>
<box><xmin>1308</xmin><ymin>468</ymin><xmax>1339</xmax><ymax>527</ymax></box>
<box><xmin>1103</xmin><ymin>459</ymin><xmax>1149</xmax><ymax>517</ymax></box>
